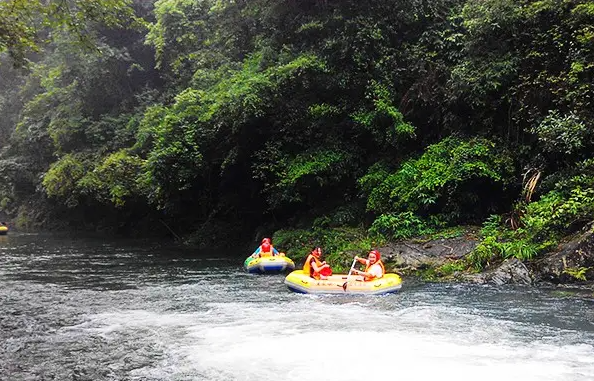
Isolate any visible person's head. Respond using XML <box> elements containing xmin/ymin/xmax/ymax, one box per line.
<box><xmin>368</xmin><ymin>250</ymin><xmax>380</xmax><ymax>264</ymax></box>
<box><xmin>261</xmin><ymin>242</ymin><xmax>271</xmax><ymax>252</ymax></box>
<box><xmin>262</xmin><ymin>237</ymin><xmax>271</xmax><ymax>244</ymax></box>
<box><xmin>311</xmin><ymin>247</ymin><xmax>322</xmax><ymax>257</ymax></box>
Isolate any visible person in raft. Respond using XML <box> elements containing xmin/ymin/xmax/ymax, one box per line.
<box><xmin>251</xmin><ymin>238</ymin><xmax>281</xmax><ymax>258</ymax></box>
<box><xmin>351</xmin><ymin>250</ymin><xmax>385</xmax><ymax>281</ymax></box>
<box><xmin>303</xmin><ymin>247</ymin><xmax>332</xmax><ymax>280</ymax></box>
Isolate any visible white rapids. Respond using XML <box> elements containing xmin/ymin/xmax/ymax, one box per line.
<box><xmin>1</xmin><ymin>234</ymin><xmax>593</xmax><ymax>381</ymax></box>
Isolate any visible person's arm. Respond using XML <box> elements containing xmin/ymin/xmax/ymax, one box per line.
<box><xmin>352</xmin><ymin>269</ymin><xmax>370</xmax><ymax>279</ymax></box>
<box><xmin>351</xmin><ymin>257</ymin><xmax>367</xmax><ymax>274</ymax></box>
<box><xmin>272</xmin><ymin>247</ymin><xmax>279</xmax><ymax>255</ymax></box>
<box><xmin>311</xmin><ymin>259</ymin><xmax>329</xmax><ymax>272</ymax></box>
<box><xmin>353</xmin><ymin>264</ymin><xmax>381</xmax><ymax>280</ymax></box>
<box><xmin>354</xmin><ymin>256</ymin><xmax>367</xmax><ymax>265</ymax></box>
<box><xmin>251</xmin><ymin>247</ymin><xmax>261</xmax><ymax>257</ymax></box>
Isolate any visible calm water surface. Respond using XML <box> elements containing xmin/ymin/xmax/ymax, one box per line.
<box><xmin>1</xmin><ymin>233</ymin><xmax>593</xmax><ymax>381</ymax></box>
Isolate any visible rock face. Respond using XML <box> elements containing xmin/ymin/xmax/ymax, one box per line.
<box><xmin>379</xmin><ymin>236</ymin><xmax>479</xmax><ymax>269</ymax></box>
<box><xmin>464</xmin><ymin>258</ymin><xmax>533</xmax><ymax>285</ymax></box>
<box><xmin>530</xmin><ymin>227</ymin><xmax>594</xmax><ymax>284</ymax></box>
<box><xmin>378</xmin><ymin>224</ymin><xmax>594</xmax><ymax>286</ymax></box>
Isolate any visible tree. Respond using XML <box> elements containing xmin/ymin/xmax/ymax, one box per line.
<box><xmin>0</xmin><ymin>0</ymin><xmax>136</xmax><ymax>67</ymax></box>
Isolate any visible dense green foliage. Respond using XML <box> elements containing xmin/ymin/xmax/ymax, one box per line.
<box><xmin>0</xmin><ymin>0</ymin><xmax>136</xmax><ymax>67</ymax></box>
<box><xmin>361</xmin><ymin>137</ymin><xmax>514</xmax><ymax>240</ymax></box>
<box><xmin>468</xmin><ymin>158</ymin><xmax>594</xmax><ymax>270</ymax></box>
<box><xmin>1</xmin><ymin>0</ymin><xmax>593</xmax><ymax>258</ymax></box>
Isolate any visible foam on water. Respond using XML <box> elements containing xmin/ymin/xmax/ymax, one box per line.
<box><xmin>2</xmin><ymin>234</ymin><xmax>593</xmax><ymax>381</ymax></box>
<box><xmin>77</xmin><ymin>295</ymin><xmax>594</xmax><ymax>381</ymax></box>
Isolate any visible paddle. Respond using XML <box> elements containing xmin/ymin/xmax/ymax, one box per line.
<box><xmin>342</xmin><ymin>257</ymin><xmax>358</xmax><ymax>291</ymax></box>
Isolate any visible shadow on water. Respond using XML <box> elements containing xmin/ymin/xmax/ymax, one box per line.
<box><xmin>0</xmin><ymin>232</ymin><xmax>248</xmax><ymax>290</ymax></box>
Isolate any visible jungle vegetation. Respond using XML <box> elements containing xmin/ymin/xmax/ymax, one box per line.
<box><xmin>0</xmin><ymin>0</ymin><xmax>593</xmax><ymax>270</ymax></box>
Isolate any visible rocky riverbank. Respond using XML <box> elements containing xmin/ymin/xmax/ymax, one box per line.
<box><xmin>379</xmin><ymin>224</ymin><xmax>594</xmax><ymax>292</ymax></box>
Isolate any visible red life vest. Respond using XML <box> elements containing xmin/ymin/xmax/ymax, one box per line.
<box><xmin>259</xmin><ymin>243</ymin><xmax>274</xmax><ymax>257</ymax></box>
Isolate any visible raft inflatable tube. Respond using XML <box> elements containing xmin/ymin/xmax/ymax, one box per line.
<box><xmin>0</xmin><ymin>226</ymin><xmax>8</xmax><ymax>235</ymax></box>
<box><xmin>244</xmin><ymin>255</ymin><xmax>295</xmax><ymax>274</ymax></box>
<box><xmin>284</xmin><ymin>270</ymin><xmax>402</xmax><ymax>295</ymax></box>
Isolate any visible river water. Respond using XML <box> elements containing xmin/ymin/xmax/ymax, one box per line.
<box><xmin>1</xmin><ymin>233</ymin><xmax>593</xmax><ymax>381</ymax></box>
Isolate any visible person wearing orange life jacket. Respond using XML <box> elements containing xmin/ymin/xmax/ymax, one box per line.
<box><xmin>351</xmin><ymin>250</ymin><xmax>385</xmax><ymax>281</ymax></box>
<box><xmin>251</xmin><ymin>238</ymin><xmax>281</xmax><ymax>258</ymax></box>
<box><xmin>302</xmin><ymin>247</ymin><xmax>332</xmax><ymax>280</ymax></box>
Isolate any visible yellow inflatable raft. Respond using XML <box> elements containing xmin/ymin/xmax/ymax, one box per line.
<box><xmin>284</xmin><ymin>270</ymin><xmax>402</xmax><ymax>295</ymax></box>
<box><xmin>0</xmin><ymin>225</ymin><xmax>7</xmax><ymax>235</ymax></box>
<box><xmin>244</xmin><ymin>255</ymin><xmax>295</xmax><ymax>274</ymax></box>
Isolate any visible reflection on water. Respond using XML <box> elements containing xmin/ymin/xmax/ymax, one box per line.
<box><xmin>1</xmin><ymin>233</ymin><xmax>593</xmax><ymax>381</ymax></box>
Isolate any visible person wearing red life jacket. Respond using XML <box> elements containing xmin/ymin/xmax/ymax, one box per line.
<box><xmin>251</xmin><ymin>237</ymin><xmax>281</xmax><ymax>258</ymax></box>
<box><xmin>351</xmin><ymin>250</ymin><xmax>385</xmax><ymax>281</ymax></box>
<box><xmin>302</xmin><ymin>247</ymin><xmax>332</xmax><ymax>280</ymax></box>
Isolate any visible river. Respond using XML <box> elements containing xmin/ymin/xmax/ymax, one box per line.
<box><xmin>1</xmin><ymin>233</ymin><xmax>593</xmax><ymax>381</ymax></box>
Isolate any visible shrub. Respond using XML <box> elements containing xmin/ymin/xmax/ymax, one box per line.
<box><xmin>360</xmin><ymin>137</ymin><xmax>513</xmax><ymax>223</ymax></box>
<box><xmin>369</xmin><ymin>211</ymin><xmax>436</xmax><ymax>240</ymax></box>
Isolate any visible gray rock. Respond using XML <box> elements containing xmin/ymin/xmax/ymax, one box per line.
<box><xmin>530</xmin><ymin>226</ymin><xmax>594</xmax><ymax>284</ymax></box>
<box><xmin>465</xmin><ymin>258</ymin><xmax>533</xmax><ymax>285</ymax></box>
<box><xmin>375</xmin><ymin>222</ymin><xmax>594</xmax><ymax>287</ymax></box>
<box><xmin>379</xmin><ymin>236</ymin><xmax>478</xmax><ymax>268</ymax></box>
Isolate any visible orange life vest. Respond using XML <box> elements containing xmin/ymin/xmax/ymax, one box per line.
<box><xmin>303</xmin><ymin>254</ymin><xmax>323</xmax><ymax>279</ymax></box>
<box><xmin>364</xmin><ymin>259</ymin><xmax>385</xmax><ymax>280</ymax></box>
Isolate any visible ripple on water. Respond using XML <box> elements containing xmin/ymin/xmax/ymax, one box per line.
<box><xmin>1</xmin><ymin>234</ymin><xmax>594</xmax><ymax>381</ymax></box>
